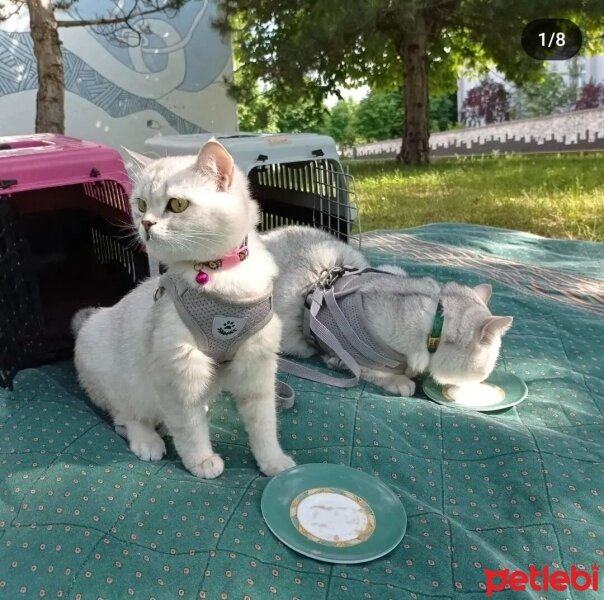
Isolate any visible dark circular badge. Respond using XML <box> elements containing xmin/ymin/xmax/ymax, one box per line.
<box><xmin>522</xmin><ymin>19</ymin><xmax>582</xmax><ymax>61</ymax></box>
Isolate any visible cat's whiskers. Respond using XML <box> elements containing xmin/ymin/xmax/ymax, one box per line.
<box><xmin>179</xmin><ymin>231</ymin><xmax>230</xmax><ymax>241</ymax></box>
<box><xmin>161</xmin><ymin>234</ymin><xmax>210</xmax><ymax>259</ymax></box>
<box><xmin>111</xmin><ymin>219</ymin><xmax>139</xmax><ymax>234</ymax></box>
<box><xmin>127</xmin><ymin>239</ymin><xmax>145</xmax><ymax>253</ymax></box>
<box><xmin>171</xmin><ymin>233</ymin><xmax>227</xmax><ymax>254</ymax></box>
<box><xmin>173</xmin><ymin>235</ymin><xmax>220</xmax><ymax>251</ymax></box>
<box><xmin>113</xmin><ymin>231</ymin><xmax>137</xmax><ymax>242</ymax></box>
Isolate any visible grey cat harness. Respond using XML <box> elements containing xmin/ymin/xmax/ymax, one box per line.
<box><xmin>155</xmin><ymin>272</ymin><xmax>295</xmax><ymax>409</ymax></box>
<box><xmin>157</xmin><ymin>272</ymin><xmax>274</xmax><ymax>363</ymax></box>
<box><xmin>278</xmin><ymin>267</ymin><xmax>411</xmax><ymax>388</ymax></box>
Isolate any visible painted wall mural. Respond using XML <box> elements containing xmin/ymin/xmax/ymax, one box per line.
<box><xmin>0</xmin><ymin>0</ymin><xmax>237</xmax><ymax>151</ymax></box>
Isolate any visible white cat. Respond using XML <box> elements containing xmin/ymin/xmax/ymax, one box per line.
<box><xmin>262</xmin><ymin>226</ymin><xmax>513</xmax><ymax>396</ymax></box>
<box><xmin>72</xmin><ymin>140</ymin><xmax>295</xmax><ymax>479</ymax></box>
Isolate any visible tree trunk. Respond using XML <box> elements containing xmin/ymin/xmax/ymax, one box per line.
<box><xmin>26</xmin><ymin>0</ymin><xmax>65</xmax><ymax>134</ymax></box>
<box><xmin>398</xmin><ymin>16</ymin><xmax>430</xmax><ymax>165</ymax></box>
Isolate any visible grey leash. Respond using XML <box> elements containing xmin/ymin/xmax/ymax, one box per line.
<box><xmin>275</xmin><ymin>380</ymin><xmax>295</xmax><ymax>409</ymax></box>
<box><xmin>278</xmin><ymin>286</ymin><xmax>361</xmax><ymax>388</ymax></box>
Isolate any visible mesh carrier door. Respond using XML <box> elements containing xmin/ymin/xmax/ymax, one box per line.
<box><xmin>249</xmin><ymin>159</ymin><xmax>359</xmax><ymax>243</ymax></box>
<box><xmin>0</xmin><ymin>202</ymin><xmax>44</xmax><ymax>390</ymax></box>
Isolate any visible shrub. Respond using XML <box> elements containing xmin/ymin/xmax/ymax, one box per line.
<box><xmin>573</xmin><ymin>82</ymin><xmax>604</xmax><ymax>111</ymax></box>
<box><xmin>461</xmin><ymin>80</ymin><xmax>510</xmax><ymax>127</ymax></box>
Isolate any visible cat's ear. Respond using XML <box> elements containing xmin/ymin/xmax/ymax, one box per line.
<box><xmin>196</xmin><ymin>138</ymin><xmax>235</xmax><ymax>191</ymax></box>
<box><xmin>479</xmin><ymin>316</ymin><xmax>513</xmax><ymax>343</ymax></box>
<box><xmin>473</xmin><ymin>283</ymin><xmax>492</xmax><ymax>305</ymax></box>
<box><xmin>121</xmin><ymin>147</ymin><xmax>152</xmax><ymax>168</ymax></box>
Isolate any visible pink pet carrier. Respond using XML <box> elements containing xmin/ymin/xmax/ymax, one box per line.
<box><xmin>0</xmin><ymin>134</ymin><xmax>149</xmax><ymax>389</ymax></box>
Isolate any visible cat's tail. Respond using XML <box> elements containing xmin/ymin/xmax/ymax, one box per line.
<box><xmin>71</xmin><ymin>307</ymin><xmax>98</xmax><ymax>337</ymax></box>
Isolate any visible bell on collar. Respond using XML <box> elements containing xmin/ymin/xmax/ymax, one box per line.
<box><xmin>196</xmin><ymin>271</ymin><xmax>210</xmax><ymax>285</ymax></box>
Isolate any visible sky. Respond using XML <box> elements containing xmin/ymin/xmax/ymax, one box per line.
<box><xmin>325</xmin><ymin>85</ymin><xmax>370</xmax><ymax>108</ymax></box>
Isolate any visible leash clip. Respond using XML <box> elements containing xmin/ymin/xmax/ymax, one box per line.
<box><xmin>317</xmin><ymin>266</ymin><xmax>347</xmax><ymax>290</ymax></box>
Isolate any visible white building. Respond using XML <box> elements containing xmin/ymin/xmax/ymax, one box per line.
<box><xmin>457</xmin><ymin>55</ymin><xmax>604</xmax><ymax>123</ymax></box>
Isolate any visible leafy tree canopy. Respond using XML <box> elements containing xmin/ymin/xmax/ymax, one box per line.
<box><xmin>219</xmin><ymin>0</ymin><xmax>604</xmax><ymax>162</ymax></box>
<box><xmin>221</xmin><ymin>0</ymin><xmax>602</xmax><ymax>102</ymax></box>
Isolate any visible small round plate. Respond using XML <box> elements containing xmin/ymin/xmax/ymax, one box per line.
<box><xmin>422</xmin><ymin>371</ymin><xmax>528</xmax><ymax>412</ymax></box>
<box><xmin>261</xmin><ymin>463</ymin><xmax>407</xmax><ymax>564</ymax></box>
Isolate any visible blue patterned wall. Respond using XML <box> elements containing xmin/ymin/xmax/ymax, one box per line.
<box><xmin>0</xmin><ymin>0</ymin><xmax>237</xmax><ymax>149</ymax></box>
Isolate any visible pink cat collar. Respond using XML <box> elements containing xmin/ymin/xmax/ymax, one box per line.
<box><xmin>194</xmin><ymin>240</ymin><xmax>249</xmax><ymax>285</ymax></box>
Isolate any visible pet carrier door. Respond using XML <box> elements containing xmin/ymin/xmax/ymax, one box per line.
<box><xmin>0</xmin><ymin>134</ymin><xmax>149</xmax><ymax>389</ymax></box>
<box><xmin>249</xmin><ymin>158</ymin><xmax>358</xmax><ymax>241</ymax></box>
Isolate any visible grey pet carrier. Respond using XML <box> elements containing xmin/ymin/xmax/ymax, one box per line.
<box><xmin>144</xmin><ymin>132</ymin><xmax>359</xmax><ymax>242</ymax></box>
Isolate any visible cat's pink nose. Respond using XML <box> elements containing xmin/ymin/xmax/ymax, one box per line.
<box><xmin>142</xmin><ymin>219</ymin><xmax>156</xmax><ymax>232</ymax></box>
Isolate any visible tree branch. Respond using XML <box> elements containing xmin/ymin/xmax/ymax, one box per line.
<box><xmin>56</xmin><ymin>6</ymin><xmax>166</xmax><ymax>28</ymax></box>
<box><xmin>0</xmin><ymin>1</ymin><xmax>25</xmax><ymax>22</ymax></box>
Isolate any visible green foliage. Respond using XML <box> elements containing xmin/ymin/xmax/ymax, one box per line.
<box><xmin>235</xmin><ymin>83</ymin><xmax>327</xmax><ymax>133</ymax></box>
<box><xmin>353</xmin><ymin>89</ymin><xmax>457</xmax><ymax>140</ymax></box>
<box><xmin>235</xmin><ymin>86</ymin><xmax>457</xmax><ymax>144</ymax></box>
<box><xmin>220</xmin><ymin>0</ymin><xmax>603</xmax><ymax>162</ymax></box>
<box><xmin>354</xmin><ymin>89</ymin><xmax>456</xmax><ymax>140</ymax></box>
<box><xmin>236</xmin><ymin>87</ymin><xmax>277</xmax><ymax>132</ymax></box>
<box><xmin>508</xmin><ymin>57</ymin><xmax>588</xmax><ymax>119</ymax></box>
<box><xmin>355</xmin><ymin>91</ymin><xmax>403</xmax><ymax>142</ymax></box>
<box><xmin>221</xmin><ymin>0</ymin><xmax>602</xmax><ymax>103</ymax></box>
<box><xmin>511</xmin><ymin>72</ymin><xmax>575</xmax><ymax>118</ymax></box>
<box><xmin>321</xmin><ymin>99</ymin><xmax>358</xmax><ymax>147</ymax></box>
<box><xmin>275</xmin><ymin>97</ymin><xmax>327</xmax><ymax>134</ymax></box>
<box><xmin>429</xmin><ymin>93</ymin><xmax>457</xmax><ymax>132</ymax></box>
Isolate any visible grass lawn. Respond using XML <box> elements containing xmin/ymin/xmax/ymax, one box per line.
<box><xmin>347</xmin><ymin>153</ymin><xmax>604</xmax><ymax>242</ymax></box>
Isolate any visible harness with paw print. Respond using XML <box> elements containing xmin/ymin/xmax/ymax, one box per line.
<box><xmin>154</xmin><ymin>272</ymin><xmax>296</xmax><ymax>410</ymax></box>
<box><xmin>156</xmin><ymin>272</ymin><xmax>274</xmax><ymax>364</ymax></box>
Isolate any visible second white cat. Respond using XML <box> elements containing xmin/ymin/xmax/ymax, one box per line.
<box><xmin>262</xmin><ymin>226</ymin><xmax>513</xmax><ymax>396</ymax></box>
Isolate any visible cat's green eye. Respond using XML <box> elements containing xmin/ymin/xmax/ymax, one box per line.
<box><xmin>136</xmin><ymin>199</ymin><xmax>147</xmax><ymax>213</ymax></box>
<box><xmin>167</xmin><ymin>197</ymin><xmax>190</xmax><ymax>213</ymax></box>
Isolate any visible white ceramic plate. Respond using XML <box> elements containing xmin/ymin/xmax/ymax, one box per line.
<box><xmin>423</xmin><ymin>372</ymin><xmax>528</xmax><ymax>412</ymax></box>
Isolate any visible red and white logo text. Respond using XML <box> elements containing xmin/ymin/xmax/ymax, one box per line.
<box><xmin>484</xmin><ymin>565</ymin><xmax>599</xmax><ymax>596</ymax></box>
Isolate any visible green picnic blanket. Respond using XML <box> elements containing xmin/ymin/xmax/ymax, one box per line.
<box><xmin>1</xmin><ymin>224</ymin><xmax>602</xmax><ymax>599</ymax></box>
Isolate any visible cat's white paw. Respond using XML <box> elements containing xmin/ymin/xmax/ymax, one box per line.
<box><xmin>188</xmin><ymin>454</ymin><xmax>225</xmax><ymax>480</ymax></box>
<box><xmin>322</xmin><ymin>354</ymin><xmax>345</xmax><ymax>370</ymax></box>
<box><xmin>130</xmin><ymin>436</ymin><xmax>166</xmax><ymax>461</ymax></box>
<box><xmin>294</xmin><ymin>344</ymin><xmax>317</xmax><ymax>359</ymax></box>
<box><xmin>368</xmin><ymin>372</ymin><xmax>416</xmax><ymax>397</ymax></box>
<box><xmin>395</xmin><ymin>377</ymin><xmax>416</xmax><ymax>397</ymax></box>
<box><xmin>259</xmin><ymin>453</ymin><xmax>296</xmax><ymax>477</ymax></box>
